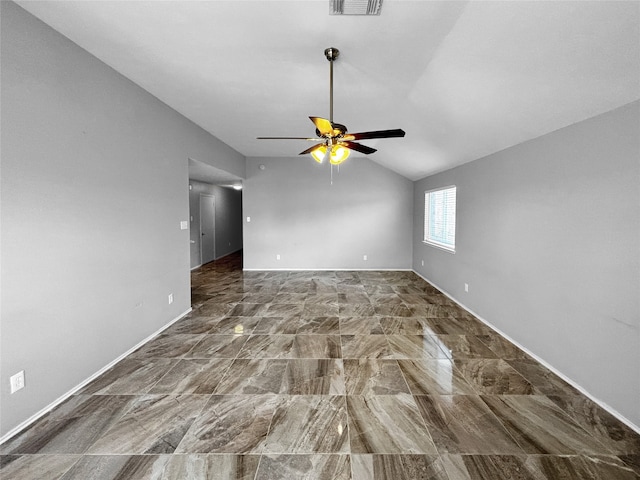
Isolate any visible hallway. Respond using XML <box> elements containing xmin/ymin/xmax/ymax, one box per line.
<box><xmin>1</xmin><ymin>252</ymin><xmax>638</xmax><ymax>479</ymax></box>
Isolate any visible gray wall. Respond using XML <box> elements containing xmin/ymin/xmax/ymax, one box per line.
<box><xmin>188</xmin><ymin>181</ymin><xmax>243</xmax><ymax>269</ymax></box>
<box><xmin>244</xmin><ymin>157</ymin><xmax>413</xmax><ymax>270</ymax></box>
<box><xmin>413</xmin><ymin>101</ymin><xmax>640</xmax><ymax>428</ymax></box>
<box><xmin>0</xmin><ymin>2</ymin><xmax>245</xmax><ymax>437</ymax></box>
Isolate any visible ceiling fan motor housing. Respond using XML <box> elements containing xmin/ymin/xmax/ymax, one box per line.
<box><xmin>324</xmin><ymin>47</ymin><xmax>339</xmax><ymax>62</ymax></box>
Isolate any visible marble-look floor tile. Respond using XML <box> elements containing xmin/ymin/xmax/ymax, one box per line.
<box><xmin>481</xmin><ymin>395</ymin><xmax>614</xmax><ymax>454</ymax></box>
<box><xmin>374</xmin><ymin>304</ymin><xmax>413</xmax><ymax>317</ymax></box>
<box><xmin>0</xmin><ymin>455</ymin><xmax>80</xmax><ymax>480</ymax></box>
<box><xmin>422</xmin><ymin>317</ymin><xmax>492</xmax><ymax>336</ymax></box>
<box><xmin>414</xmin><ymin>395</ymin><xmax>524</xmax><ymax>454</ymax></box>
<box><xmin>279</xmin><ymin>283</ymin><xmax>310</xmax><ymax>294</ymax></box>
<box><xmin>341</xmin><ymin>335</ymin><xmax>394</xmax><ymax>359</ymax></box>
<box><xmin>339</xmin><ymin>304</ymin><xmax>375</xmax><ymax>316</ymax></box>
<box><xmin>272</xmin><ymin>293</ymin><xmax>308</xmax><ymax>304</ymax></box>
<box><xmin>227</xmin><ymin>303</ymin><xmax>269</xmax><ymax>317</ymax></box>
<box><xmin>291</xmin><ymin>335</ymin><xmax>341</xmax><ymax>358</ymax></box>
<box><xmin>296</xmin><ymin>316</ymin><xmax>340</xmax><ymax>334</ymax></box>
<box><xmin>397</xmin><ymin>294</ymin><xmax>433</xmax><ymax>305</ymax></box>
<box><xmin>379</xmin><ymin>317</ymin><xmax>434</xmax><ymax>335</ymax></box>
<box><xmin>439</xmin><ymin>454</ymin><xmax>535</xmax><ymax>480</ymax></box>
<box><xmin>506</xmin><ymin>359</ymin><xmax>581</xmax><ymax>396</ymax></box>
<box><xmin>185</xmin><ymin>334</ymin><xmax>249</xmax><ymax>359</ymax></box>
<box><xmin>59</xmin><ymin>455</ymin><xmax>170</xmax><ymax>480</ymax></box>
<box><xmin>242</xmin><ymin>293</ymin><xmax>276</xmax><ymax>304</ymax></box>
<box><xmin>255</xmin><ymin>454</ymin><xmax>351</xmax><ymax>480</ymax></box>
<box><xmin>453</xmin><ymin>359</ymin><xmax>535</xmax><ymax>395</ymax></box>
<box><xmin>524</xmin><ymin>455</ymin><xmax>639</xmax><ymax>480</ymax></box>
<box><xmin>236</xmin><ymin>335</ymin><xmax>295</xmax><ymax>359</ymax></box>
<box><xmin>368</xmin><ymin>294</ymin><xmax>405</xmax><ymax>305</ymax></box>
<box><xmin>148</xmin><ymin>358</ymin><xmax>233</xmax><ymax>394</ymax></box>
<box><xmin>264</xmin><ymin>396</ymin><xmax>349</xmax><ymax>454</ymax></box>
<box><xmin>176</xmin><ymin>395</ymin><xmax>282</xmax><ymax>453</ymax></box>
<box><xmin>347</xmin><ymin>394</ymin><xmax>437</xmax><ymax>454</ymax></box>
<box><xmin>339</xmin><ymin>317</ymin><xmax>384</xmax><ymax>335</ymax></box>
<box><xmin>408</xmin><ymin>305</ymin><xmax>454</xmax><ymax>318</ymax></box>
<box><xmin>442</xmin><ymin>454</ymin><xmax>640</xmax><ymax>480</ymax></box>
<box><xmin>282</xmin><ymin>359</ymin><xmax>345</xmax><ymax>395</ymax></box>
<box><xmin>196</xmin><ymin>302</ymin><xmax>235</xmax><ymax>317</ymax></box>
<box><xmin>619</xmin><ymin>454</ymin><xmax>640</xmax><ymax>475</ymax></box>
<box><xmin>163</xmin><ymin>454</ymin><xmax>260</xmax><ymax>480</ymax></box>
<box><xmin>214</xmin><ymin>359</ymin><xmax>288</xmax><ymax>394</ymax></box>
<box><xmin>336</xmin><ymin>283</ymin><xmax>366</xmax><ymax>292</ymax></box>
<box><xmin>351</xmin><ymin>454</ymin><xmax>450</xmax><ymax>480</ymax></box>
<box><xmin>546</xmin><ymin>394</ymin><xmax>640</xmax><ymax>454</ymax></box>
<box><xmin>79</xmin><ymin>357</ymin><xmax>178</xmax><ymax>395</ymax></box>
<box><xmin>264</xmin><ymin>303</ymin><xmax>304</xmax><ymax>317</ymax></box>
<box><xmin>207</xmin><ymin>293</ymin><xmax>245</xmax><ymax>304</ymax></box>
<box><xmin>6</xmin><ymin>255</ymin><xmax>633</xmax><ymax>478</ymax></box>
<box><xmin>87</xmin><ymin>394</ymin><xmax>208</xmax><ymax>454</ymax></box>
<box><xmin>253</xmin><ymin>317</ymin><xmax>299</xmax><ymax>334</ymax></box>
<box><xmin>129</xmin><ymin>333</ymin><xmax>203</xmax><ymax>359</ymax></box>
<box><xmin>208</xmin><ymin>316</ymin><xmax>261</xmax><ymax>335</ymax></box>
<box><xmin>0</xmin><ymin>395</ymin><xmax>138</xmax><ymax>454</ymax></box>
<box><xmin>338</xmin><ymin>292</ymin><xmax>371</xmax><ymax>304</ymax></box>
<box><xmin>302</xmin><ymin>303</ymin><xmax>340</xmax><ymax>317</ymax></box>
<box><xmin>387</xmin><ymin>335</ymin><xmax>449</xmax><ymax>360</ymax></box>
<box><xmin>476</xmin><ymin>334</ymin><xmax>532</xmax><ymax>360</ymax></box>
<box><xmin>364</xmin><ymin>285</ymin><xmax>396</xmax><ymax>295</ymax></box>
<box><xmin>344</xmin><ymin>359</ymin><xmax>411</xmax><ymax>396</ymax></box>
<box><xmin>430</xmin><ymin>335</ymin><xmax>498</xmax><ymax>360</ymax></box>
<box><xmin>304</xmin><ymin>293</ymin><xmax>339</xmax><ymax>305</ymax></box>
<box><xmin>397</xmin><ymin>359</ymin><xmax>476</xmax><ymax>395</ymax></box>
<box><xmin>163</xmin><ymin>315</ymin><xmax>219</xmax><ymax>335</ymax></box>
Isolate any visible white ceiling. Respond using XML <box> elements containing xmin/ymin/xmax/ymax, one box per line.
<box><xmin>16</xmin><ymin>0</ymin><xmax>640</xmax><ymax>181</ymax></box>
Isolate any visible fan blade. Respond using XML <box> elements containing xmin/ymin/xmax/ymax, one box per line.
<box><xmin>298</xmin><ymin>143</ymin><xmax>326</xmax><ymax>156</ymax></box>
<box><xmin>343</xmin><ymin>129</ymin><xmax>406</xmax><ymax>141</ymax></box>
<box><xmin>341</xmin><ymin>141</ymin><xmax>377</xmax><ymax>155</ymax></box>
<box><xmin>257</xmin><ymin>137</ymin><xmax>319</xmax><ymax>141</ymax></box>
<box><xmin>309</xmin><ymin>117</ymin><xmax>334</xmax><ymax>136</ymax></box>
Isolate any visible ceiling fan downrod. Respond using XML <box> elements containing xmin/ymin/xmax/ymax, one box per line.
<box><xmin>324</xmin><ymin>47</ymin><xmax>339</xmax><ymax>123</ymax></box>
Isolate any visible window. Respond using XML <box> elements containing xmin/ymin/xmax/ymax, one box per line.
<box><xmin>424</xmin><ymin>186</ymin><xmax>456</xmax><ymax>252</ymax></box>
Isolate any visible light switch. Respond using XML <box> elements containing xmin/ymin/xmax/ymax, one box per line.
<box><xmin>247</xmin><ymin>217</ymin><xmax>251</xmax><ymax>223</ymax></box>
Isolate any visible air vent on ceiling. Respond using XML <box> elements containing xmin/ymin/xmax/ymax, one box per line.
<box><xmin>330</xmin><ymin>0</ymin><xmax>383</xmax><ymax>15</ymax></box>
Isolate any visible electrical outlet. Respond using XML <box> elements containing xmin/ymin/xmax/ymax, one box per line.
<box><xmin>276</xmin><ymin>254</ymin><xmax>281</xmax><ymax>260</ymax></box>
<box><xmin>363</xmin><ymin>255</ymin><xmax>367</xmax><ymax>261</ymax></box>
<box><xmin>421</xmin><ymin>259</ymin><xmax>424</xmax><ymax>266</ymax></box>
<box><xmin>168</xmin><ymin>293</ymin><xmax>174</xmax><ymax>304</ymax></box>
<box><xmin>180</xmin><ymin>221</ymin><xmax>188</xmax><ymax>230</ymax></box>
<box><xmin>10</xmin><ymin>371</ymin><xmax>25</xmax><ymax>394</ymax></box>
<box><xmin>464</xmin><ymin>283</ymin><xmax>469</xmax><ymax>293</ymax></box>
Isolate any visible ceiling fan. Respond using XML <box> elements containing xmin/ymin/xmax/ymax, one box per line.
<box><xmin>257</xmin><ymin>47</ymin><xmax>405</xmax><ymax>165</ymax></box>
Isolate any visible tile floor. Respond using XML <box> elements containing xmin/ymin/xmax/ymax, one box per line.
<box><xmin>1</xmin><ymin>252</ymin><xmax>639</xmax><ymax>479</ymax></box>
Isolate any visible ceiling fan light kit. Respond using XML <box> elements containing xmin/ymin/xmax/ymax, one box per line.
<box><xmin>257</xmin><ymin>47</ymin><xmax>405</xmax><ymax>167</ymax></box>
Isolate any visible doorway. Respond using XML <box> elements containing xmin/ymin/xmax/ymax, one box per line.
<box><xmin>199</xmin><ymin>194</ymin><xmax>215</xmax><ymax>264</ymax></box>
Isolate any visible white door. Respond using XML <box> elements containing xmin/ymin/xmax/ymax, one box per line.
<box><xmin>200</xmin><ymin>194</ymin><xmax>215</xmax><ymax>264</ymax></box>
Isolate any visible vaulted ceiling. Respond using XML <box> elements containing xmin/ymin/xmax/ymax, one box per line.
<box><xmin>16</xmin><ymin>1</ymin><xmax>640</xmax><ymax>181</ymax></box>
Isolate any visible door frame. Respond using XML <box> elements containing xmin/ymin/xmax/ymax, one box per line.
<box><xmin>199</xmin><ymin>194</ymin><xmax>216</xmax><ymax>265</ymax></box>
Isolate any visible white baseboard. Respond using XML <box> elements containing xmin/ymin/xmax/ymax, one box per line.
<box><xmin>242</xmin><ymin>268</ymin><xmax>413</xmax><ymax>272</ymax></box>
<box><xmin>0</xmin><ymin>307</ymin><xmax>192</xmax><ymax>445</ymax></box>
<box><xmin>412</xmin><ymin>269</ymin><xmax>640</xmax><ymax>435</ymax></box>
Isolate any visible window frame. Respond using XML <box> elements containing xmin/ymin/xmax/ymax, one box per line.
<box><xmin>423</xmin><ymin>185</ymin><xmax>457</xmax><ymax>254</ymax></box>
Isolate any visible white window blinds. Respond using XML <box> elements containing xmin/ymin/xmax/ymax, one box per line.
<box><xmin>424</xmin><ymin>186</ymin><xmax>456</xmax><ymax>252</ymax></box>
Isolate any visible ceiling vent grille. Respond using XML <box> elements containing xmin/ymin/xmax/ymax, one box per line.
<box><xmin>330</xmin><ymin>0</ymin><xmax>383</xmax><ymax>15</ymax></box>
